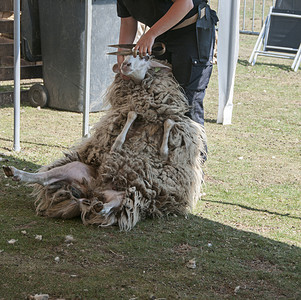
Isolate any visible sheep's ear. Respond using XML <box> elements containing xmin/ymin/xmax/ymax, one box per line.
<box><xmin>112</xmin><ymin>63</ymin><xmax>120</xmax><ymax>74</ymax></box>
<box><xmin>149</xmin><ymin>60</ymin><xmax>171</xmax><ymax>70</ymax></box>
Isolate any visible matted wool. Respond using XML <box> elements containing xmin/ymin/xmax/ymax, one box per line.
<box><xmin>33</xmin><ymin>65</ymin><xmax>207</xmax><ymax>230</ymax></box>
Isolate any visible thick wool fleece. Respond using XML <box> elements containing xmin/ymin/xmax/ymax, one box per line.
<box><xmin>33</xmin><ymin>64</ymin><xmax>207</xmax><ymax>230</ymax></box>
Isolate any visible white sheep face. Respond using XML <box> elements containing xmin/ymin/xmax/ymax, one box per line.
<box><xmin>113</xmin><ymin>55</ymin><xmax>171</xmax><ymax>84</ymax></box>
<box><xmin>121</xmin><ymin>56</ymin><xmax>151</xmax><ymax>83</ymax></box>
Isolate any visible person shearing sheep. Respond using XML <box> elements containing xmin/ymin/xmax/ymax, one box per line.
<box><xmin>116</xmin><ymin>0</ymin><xmax>218</xmax><ymax>126</ymax></box>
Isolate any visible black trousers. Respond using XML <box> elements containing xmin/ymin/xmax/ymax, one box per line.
<box><xmin>155</xmin><ymin>14</ymin><xmax>216</xmax><ymax>126</ymax></box>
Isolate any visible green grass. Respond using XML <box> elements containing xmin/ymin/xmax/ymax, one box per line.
<box><xmin>0</xmin><ymin>34</ymin><xmax>301</xmax><ymax>299</ymax></box>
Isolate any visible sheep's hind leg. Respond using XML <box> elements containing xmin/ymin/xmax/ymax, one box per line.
<box><xmin>100</xmin><ymin>190</ymin><xmax>125</xmax><ymax>215</ymax></box>
<box><xmin>2</xmin><ymin>162</ymin><xmax>95</xmax><ymax>186</ymax></box>
<box><xmin>3</xmin><ymin>165</ymin><xmax>45</xmax><ymax>183</ymax></box>
<box><xmin>160</xmin><ymin>119</ymin><xmax>175</xmax><ymax>160</ymax></box>
<box><xmin>111</xmin><ymin>111</ymin><xmax>137</xmax><ymax>152</ymax></box>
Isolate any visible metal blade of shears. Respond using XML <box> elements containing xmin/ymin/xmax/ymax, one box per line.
<box><xmin>108</xmin><ymin>44</ymin><xmax>136</xmax><ymax>49</ymax></box>
<box><xmin>107</xmin><ymin>42</ymin><xmax>166</xmax><ymax>56</ymax></box>
<box><xmin>107</xmin><ymin>44</ymin><xmax>136</xmax><ymax>55</ymax></box>
<box><xmin>107</xmin><ymin>50</ymin><xmax>134</xmax><ymax>55</ymax></box>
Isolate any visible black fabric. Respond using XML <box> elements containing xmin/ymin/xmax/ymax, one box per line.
<box><xmin>117</xmin><ymin>0</ymin><xmax>207</xmax><ymax>27</ymax></box>
<box><xmin>275</xmin><ymin>0</ymin><xmax>301</xmax><ymax>11</ymax></box>
<box><xmin>265</xmin><ymin>8</ymin><xmax>301</xmax><ymax>53</ymax></box>
<box><xmin>196</xmin><ymin>3</ymin><xmax>218</xmax><ymax>61</ymax></box>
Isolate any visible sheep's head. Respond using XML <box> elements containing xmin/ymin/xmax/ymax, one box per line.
<box><xmin>113</xmin><ymin>55</ymin><xmax>171</xmax><ymax>84</ymax></box>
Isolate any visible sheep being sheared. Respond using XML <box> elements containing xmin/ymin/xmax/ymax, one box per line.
<box><xmin>3</xmin><ymin>55</ymin><xmax>207</xmax><ymax>231</ymax></box>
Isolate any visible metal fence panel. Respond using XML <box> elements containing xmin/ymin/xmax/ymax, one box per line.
<box><xmin>208</xmin><ymin>0</ymin><xmax>276</xmax><ymax>35</ymax></box>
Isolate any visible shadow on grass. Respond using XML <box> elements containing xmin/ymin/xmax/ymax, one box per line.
<box><xmin>0</xmin><ymin>159</ymin><xmax>300</xmax><ymax>298</ymax></box>
<box><xmin>1</xmin><ymin>160</ymin><xmax>300</xmax><ymax>300</ymax></box>
<box><xmin>0</xmin><ymin>137</ymin><xmax>69</xmax><ymax>150</ymax></box>
<box><xmin>238</xmin><ymin>59</ymin><xmax>292</xmax><ymax>71</ymax></box>
<box><xmin>0</xmin><ymin>209</ymin><xmax>300</xmax><ymax>299</ymax></box>
<box><xmin>0</xmin><ymin>155</ymin><xmax>42</xmax><ymax>171</ymax></box>
<box><xmin>204</xmin><ymin>118</ymin><xmax>218</xmax><ymax>124</ymax></box>
<box><xmin>203</xmin><ymin>199</ymin><xmax>301</xmax><ymax>221</ymax></box>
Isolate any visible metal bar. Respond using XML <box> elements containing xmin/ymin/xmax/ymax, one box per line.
<box><xmin>270</xmin><ymin>12</ymin><xmax>301</xmax><ymax>18</ymax></box>
<box><xmin>252</xmin><ymin>0</ymin><xmax>256</xmax><ymax>33</ymax></box>
<box><xmin>254</xmin><ymin>51</ymin><xmax>295</xmax><ymax>59</ymax></box>
<box><xmin>249</xmin><ymin>21</ymin><xmax>266</xmax><ymax>64</ymax></box>
<box><xmin>13</xmin><ymin>0</ymin><xmax>20</xmax><ymax>152</ymax></box>
<box><xmin>242</xmin><ymin>0</ymin><xmax>247</xmax><ymax>31</ymax></box>
<box><xmin>265</xmin><ymin>45</ymin><xmax>299</xmax><ymax>52</ymax></box>
<box><xmin>238</xmin><ymin>0</ymin><xmax>284</xmax><ymax>36</ymax></box>
<box><xmin>292</xmin><ymin>44</ymin><xmax>301</xmax><ymax>71</ymax></box>
<box><xmin>261</xmin><ymin>0</ymin><xmax>265</xmax><ymax>27</ymax></box>
<box><xmin>293</xmin><ymin>54</ymin><xmax>301</xmax><ymax>72</ymax></box>
<box><xmin>240</xmin><ymin>30</ymin><xmax>260</xmax><ymax>35</ymax></box>
<box><xmin>83</xmin><ymin>0</ymin><xmax>92</xmax><ymax>138</ymax></box>
<box><xmin>263</xmin><ymin>7</ymin><xmax>272</xmax><ymax>50</ymax></box>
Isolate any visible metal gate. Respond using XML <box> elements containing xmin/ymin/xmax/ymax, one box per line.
<box><xmin>208</xmin><ymin>0</ymin><xmax>276</xmax><ymax>35</ymax></box>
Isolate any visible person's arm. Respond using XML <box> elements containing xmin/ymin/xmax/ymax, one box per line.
<box><xmin>134</xmin><ymin>0</ymin><xmax>194</xmax><ymax>56</ymax></box>
<box><xmin>117</xmin><ymin>16</ymin><xmax>137</xmax><ymax>68</ymax></box>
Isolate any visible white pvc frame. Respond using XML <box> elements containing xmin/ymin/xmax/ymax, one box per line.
<box><xmin>249</xmin><ymin>6</ymin><xmax>301</xmax><ymax>71</ymax></box>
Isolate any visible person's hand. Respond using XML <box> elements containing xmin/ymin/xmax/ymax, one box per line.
<box><xmin>117</xmin><ymin>55</ymin><xmax>130</xmax><ymax>81</ymax></box>
<box><xmin>133</xmin><ymin>31</ymin><xmax>156</xmax><ymax>57</ymax></box>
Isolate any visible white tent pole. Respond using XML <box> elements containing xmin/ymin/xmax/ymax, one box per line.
<box><xmin>217</xmin><ymin>0</ymin><xmax>240</xmax><ymax>125</ymax></box>
<box><xmin>14</xmin><ymin>0</ymin><xmax>21</xmax><ymax>151</ymax></box>
<box><xmin>83</xmin><ymin>0</ymin><xmax>92</xmax><ymax>137</ymax></box>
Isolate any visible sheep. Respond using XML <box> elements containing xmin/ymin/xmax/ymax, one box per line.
<box><xmin>3</xmin><ymin>55</ymin><xmax>207</xmax><ymax>231</ymax></box>
<box><xmin>114</xmin><ymin>55</ymin><xmax>171</xmax><ymax>84</ymax></box>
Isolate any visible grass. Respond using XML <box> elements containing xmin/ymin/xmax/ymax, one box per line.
<box><xmin>0</xmin><ymin>34</ymin><xmax>301</xmax><ymax>299</ymax></box>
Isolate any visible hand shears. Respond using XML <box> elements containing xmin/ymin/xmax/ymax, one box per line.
<box><xmin>107</xmin><ymin>42</ymin><xmax>166</xmax><ymax>57</ymax></box>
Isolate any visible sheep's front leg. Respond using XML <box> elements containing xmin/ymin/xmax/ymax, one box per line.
<box><xmin>79</xmin><ymin>190</ymin><xmax>125</xmax><ymax>227</ymax></box>
<box><xmin>100</xmin><ymin>190</ymin><xmax>125</xmax><ymax>215</ymax></box>
<box><xmin>160</xmin><ymin>119</ymin><xmax>175</xmax><ymax>160</ymax></box>
<box><xmin>111</xmin><ymin>111</ymin><xmax>137</xmax><ymax>152</ymax></box>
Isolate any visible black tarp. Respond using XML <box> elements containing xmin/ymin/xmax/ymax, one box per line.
<box><xmin>275</xmin><ymin>0</ymin><xmax>301</xmax><ymax>11</ymax></box>
<box><xmin>265</xmin><ymin>4</ymin><xmax>301</xmax><ymax>53</ymax></box>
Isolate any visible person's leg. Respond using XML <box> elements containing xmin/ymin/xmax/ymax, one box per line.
<box><xmin>183</xmin><ymin>57</ymin><xmax>214</xmax><ymax>126</ymax></box>
<box><xmin>156</xmin><ymin>24</ymin><xmax>215</xmax><ymax>126</ymax></box>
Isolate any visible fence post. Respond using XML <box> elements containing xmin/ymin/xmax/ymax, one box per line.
<box><xmin>261</xmin><ymin>0</ymin><xmax>264</xmax><ymax>27</ymax></box>
<box><xmin>242</xmin><ymin>0</ymin><xmax>247</xmax><ymax>31</ymax></box>
<box><xmin>83</xmin><ymin>0</ymin><xmax>92</xmax><ymax>138</ymax></box>
<box><xmin>14</xmin><ymin>0</ymin><xmax>21</xmax><ymax>152</ymax></box>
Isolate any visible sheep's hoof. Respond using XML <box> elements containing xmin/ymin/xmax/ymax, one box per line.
<box><xmin>3</xmin><ymin>166</ymin><xmax>20</xmax><ymax>181</ymax></box>
<box><xmin>100</xmin><ymin>203</ymin><xmax>114</xmax><ymax>216</ymax></box>
<box><xmin>70</xmin><ymin>185</ymin><xmax>84</xmax><ymax>199</ymax></box>
<box><xmin>93</xmin><ymin>202</ymin><xmax>104</xmax><ymax>213</ymax></box>
<box><xmin>47</xmin><ymin>182</ymin><xmax>65</xmax><ymax>192</ymax></box>
<box><xmin>160</xmin><ymin>149</ymin><xmax>169</xmax><ymax>161</ymax></box>
<box><xmin>79</xmin><ymin>198</ymin><xmax>91</xmax><ymax>206</ymax></box>
<box><xmin>3</xmin><ymin>165</ymin><xmax>13</xmax><ymax>177</ymax></box>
